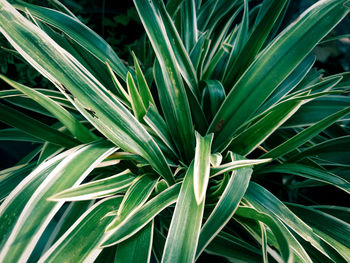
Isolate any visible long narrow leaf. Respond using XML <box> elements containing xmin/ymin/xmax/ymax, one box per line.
<box><xmin>245</xmin><ymin>182</ymin><xmax>350</xmax><ymax>262</ymax></box>
<box><xmin>227</xmin><ymin>97</ymin><xmax>305</xmax><ymax>155</ymax></box>
<box><xmin>211</xmin><ymin>158</ymin><xmax>270</xmax><ymax>177</ymax></box>
<box><xmin>262</xmin><ymin>107</ymin><xmax>350</xmax><ymax>159</ymax></box>
<box><xmin>101</xmin><ymin>183</ymin><xmax>181</xmax><ymax>247</ymax></box>
<box><xmin>127</xmin><ymin>72</ymin><xmax>147</xmax><ymax>121</ymax></box>
<box><xmin>197</xmin><ymin>164</ymin><xmax>252</xmax><ymax>257</ymax></box>
<box><xmin>13</xmin><ymin>1</ymin><xmax>129</xmax><ymax>79</ymax></box>
<box><xmin>0</xmin><ymin>1</ymin><xmax>174</xmax><ymax>184</ymax></box>
<box><xmin>258</xmin><ymin>164</ymin><xmax>350</xmax><ymax>194</ymax></box>
<box><xmin>114</xmin><ymin>221</ymin><xmax>153</xmax><ymax>263</ymax></box>
<box><xmin>208</xmin><ymin>0</ymin><xmax>350</xmax><ymax>151</ymax></box>
<box><xmin>0</xmin><ymin>102</ymin><xmax>79</xmax><ymax>148</ymax></box>
<box><xmin>132</xmin><ymin>51</ymin><xmax>155</xmax><ymax>109</ymax></box>
<box><xmin>134</xmin><ymin>0</ymin><xmax>195</xmax><ymax>161</ymax></box>
<box><xmin>235</xmin><ymin>207</ymin><xmax>292</xmax><ymax>262</ymax></box>
<box><xmin>287</xmin><ymin>203</ymin><xmax>350</xmax><ymax>261</ymax></box>
<box><xmin>162</xmin><ymin>162</ymin><xmax>204</xmax><ymax>263</ymax></box>
<box><xmin>0</xmin><ymin>74</ymin><xmax>97</xmax><ymax>143</ymax></box>
<box><xmin>182</xmin><ymin>0</ymin><xmax>198</xmax><ymax>52</ymax></box>
<box><xmin>0</xmin><ymin>141</ymin><xmax>116</xmax><ymax>262</ymax></box>
<box><xmin>38</xmin><ymin>196</ymin><xmax>123</xmax><ymax>263</ymax></box>
<box><xmin>223</xmin><ymin>0</ymin><xmax>289</xmax><ymax>86</ymax></box>
<box><xmin>49</xmin><ymin>170</ymin><xmax>135</xmax><ymax>201</ymax></box>
<box><xmin>107</xmin><ymin>174</ymin><xmax>158</xmax><ymax>231</ymax></box>
<box><xmin>193</xmin><ymin>132</ymin><xmax>213</xmax><ymax>204</ymax></box>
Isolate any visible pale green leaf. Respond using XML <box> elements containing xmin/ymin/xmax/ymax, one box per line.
<box><xmin>38</xmin><ymin>196</ymin><xmax>123</xmax><ymax>263</ymax></box>
<box><xmin>197</xmin><ymin>164</ymin><xmax>252</xmax><ymax>257</ymax></box>
<box><xmin>48</xmin><ymin>170</ymin><xmax>135</xmax><ymax>201</ymax></box>
<box><xmin>162</xmin><ymin>162</ymin><xmax>204</xmax><ymax>263</ymax></box>
<box><xmin>100</xmin><ymin>183</ymin><xmax>181</xmax><ymax>247</ymax></box>
<box><xmin>193</xmin><ymin>132</ymin><xmax>213</xmax><ymax>204</ymax></box>
<box><xmin>114</xmin><ymin>221</ymin><xmax>153</xmax><ymax>263</ymax></box>
<box><xmin>107</xmin><ymin>174</ymin><xmax>158</xmax><ymax>231</ymax></box>
<box><xmin>0</xmin><ymin>141</ymin><xmax>116</xmax><ymax>262</ymax></box>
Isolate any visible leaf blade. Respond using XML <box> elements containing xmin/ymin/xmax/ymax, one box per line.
<box><xmin>209</xmin><ymin>0</ymin><xmax>350</xmax><ymax>151</ymax></box>
<box><xmin>193</xmin><ymin>132</ymin><xmax>213</xmax><ymax>204</ymax></box>
<box><xmin>162</xmin><ymin>162</ymin><xmax>204</xmax><ymax>263</ymax></box>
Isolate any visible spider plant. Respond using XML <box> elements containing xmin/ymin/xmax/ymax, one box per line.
<box><xmin>0</xmin><ymin>0</ymin><xmax>350</xmax><ymax>262</ymax></box>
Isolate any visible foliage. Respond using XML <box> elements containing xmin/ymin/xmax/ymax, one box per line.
<box><xmin>0</xmin><ymin>0</ymin><xmax>350</xmax><ymax>262</ymax></box>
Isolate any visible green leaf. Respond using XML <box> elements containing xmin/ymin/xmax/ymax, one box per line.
<box><xmin>13</xmin><ymin>1</ymin><xmax>129</xmax><ymax>79</ymax></box>
<box><xmin>131</xmin><ymin>51</ymin><xmax>155</xmax><ymax>109</ymax></box>
<box><xmin>100</xmin><ymin>183</ymin><xmax>181</xmax><ymax>247</ymax></box>
<box><xmin>284</xmin><ymin>95</ymin><xmax>350</xmax><ymax>127</ymax></box>
<box><xmin>263</xmin><ymin>107</ymin><xmax>350</xmax><ymax>159</ymax></box>
<box><xmin>208</xmin><ymin>0</ymin><xmax>350</xmax><ymax>151</ymax></box>
<box><xmin>222</xmin><ymin>0</ymin><xmax>249</xmax><ymax>86</ymax></box>
<box><xmin>204</xmin><ymin>232</ymin><xmax>261</xmax><ymax>263</ymax></box>
<box><xmin>258</xmin><ymin>54</ymin><xmax>316</xmax><ymax>114</ymax></box>
<box><xmin>156</xmin><ymin>0</ymin><xmax>199</xmax><ymax>94</ymax></box>
<box><xmin>0</xmin><ymin>88</ymin><xmax>76</xmax><ymax>110</ymax></box>
<box><xmin>0</xmin><ymin>128</ymin><xmax>43</xmax><ymax>143</ymax></box>
<box><xmin>290</xmin><ymin>135</ymin><xmax>350</xmax><ymax>165</ymax></box>
<box><xmin>0</xmin><ymin>74</ymin><xmax>97</xmax><ymax>143</ymax></box>
<box><xmin>287</xmin><ymin>203</ymin><xmax>350</xmax><ymax>262</ymax></box>
<box><xmin>127</xmin><ymin>72</ymin><xmax>147</xmax><ymax>121</ymax></box>
<box><xmin>197</xmin><ymin>163</ymin><xmax>252</xmax><ymax>257</ymax></box>
<box><xmin>0</xmin><ymin>163</ymin><xmax>35</xmax><ymax>202</ymax></box>
<box><xmin>227</xmin><ymin>97</ymin><xmax>305</xmax><ymax>155</ymax></box>
<box><xmin>235</xmin><ymin>207</ymin><xmax>292</xmax><ymax>263</ymax></box>
<box><xmin>48</xmin><ymin>170</ymin><xmax>135</xmax><ymax>201</ymax></box>
<box><xmin>0</xmin><ymin>102</ymin><xmax>79</xmax><ymax>148</ymax></box>
<box><xmin>0</xmin><ymin>1</ymin><xmax>174</xmax><ymax>184</ymax></box>
<box><xmin>39</xmin><ymin>196</ymin><xmax>123</xmax><ymax>263</ymax></box>
<box><xmin>201</xmin><ymin>45</ymin><xmax>229</xmax><ymax>81</ymax></box>
<box><xmin>312</xmin><ymin>206</ymin><xmax>350</xmax><ymax>224</ymax></box>
<box><xmin>223</xmin><ymin>0</ymin><xmax>289</xmax><ymax>86</ymax></box>
<box><xmin>182</xmin><ymin>0</ymin><xmax>198</xmax><ymax>52</ymax></box>
<box><xmin>166</xmin><ymin>0</ymin><xmax>183</xmax><ymax>17</ymax></box>
<box><xmin>43</xmin><ymin>200</ymin><xmax>93</xmax><ymax>251</ymax></box>
<box><xmin>134</xmin><ymin>0</ymin><xmax>195</xmax><ymax>161</ymax></box>
<box><xmin>193</xmin><ymin>132</ymin><xmax>213</xmax><ymax>204</ymax></box>
<box><xmin>261</xmin><ymin>223</ymin><xmax>268</xmax><ymax>263</ymax></box>
<box><xmin>114</xmin><ymin>221</ymin><xmax>153</xmax><ymax>263</ymax></box>
<box><xmin>107</xmin><ymin>174</ymin><xmax>158</xmax><ymax>231</ymax></box>
<box><xmin>201</xmin><ymin>80</ymin><xmax>225</xmax><ymax>121</ymax></box>
<box><xmin>162</xmin><ymin>162</ymin><xmax>204</xmax><ymax>263</ymax></box>
<box><xmin>245</xmin><ymin>182</ymin><xmax>348</xmax><ymax>262</ymax></box>
<box><xmin>0</xmin><ymin>141</ymin><xmax>116</xmax><ymax>262</ymax></box>
<box><xmin>210</xmin><ymin>158</ymin><xmax>271</xmax><ymax>177</ymax></box>
<box><xmin>105</xmin><ymin>62</ymin><xmax>131</xmax><ymax>107</ymax></box>
<box><xmin>143</xmin><ymin>104</ymin><xmax>179</xmax><ymax>159</ymax></box>
<box><xmin>258</xmin><ymin>164</ymin><xmax>350</xmax><ymax>194</ymax></box>
<box><xmin>200</xmin><ymin>1</ymin><xmax>242</xmax><ymax>35</ymax></box>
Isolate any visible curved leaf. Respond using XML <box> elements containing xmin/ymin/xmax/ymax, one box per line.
<box><xmin>13</xmin><ymin>1</ymin><xmax>129</xmax><ymax>79</ymax></box>
<box><xmin>39</xmin><ymin>196</ymin><xmax>123</xmax><ymax>263</ymax></box>
<box><xmin>0</xmin><ymin>1</ymin><xmax>174</xmax><ymax>184</ymax></box>
<box><xmin>49</xmin><ymin>170</ymin><xmax>135</xmax><ymax>201</ymax></box>
<box><xmin>0</xmin><ymin>141</ymin><xmax>116</xmax><ymax>262</ymax></box>
<box><xmin>162</xmin><ymin>162</ymin><xmax>204</xmax><ymax>263</ymax></box>
<box><xmin>101</xmin><ymin>183</ymin><xmax>181</xmax><ymax>247</ymax></box>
